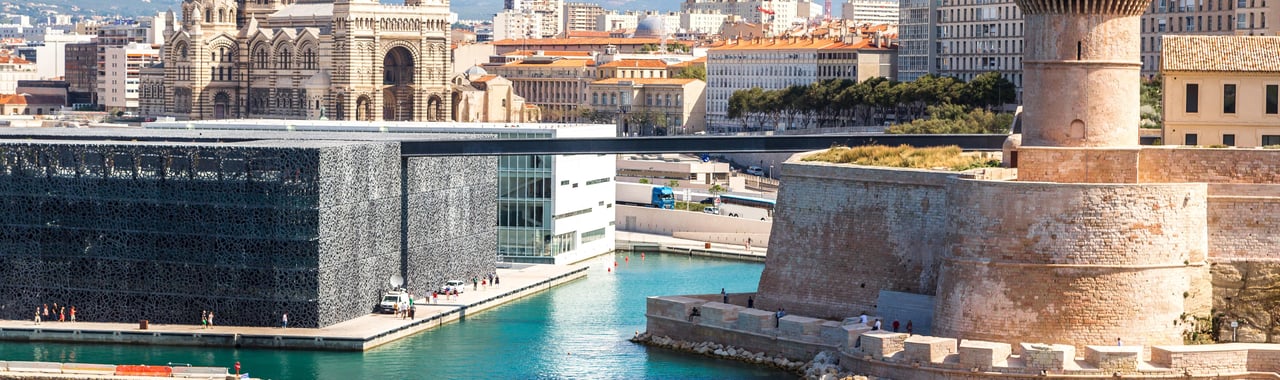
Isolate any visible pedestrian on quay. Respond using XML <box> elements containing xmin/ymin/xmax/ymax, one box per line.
<box><xmin>495</xmin><ymin>275</ymin><xmax>500</xmax><ymax>287</ymax></box>
<box><xmin>747</xmin><ymin>296</ymin><xmax>754</xmax><ymax>309</ymax></box>
<box><xmin>906</xmin><ymin>320</ymin><xmax>913</xmax><ymax>335</ymax></box>
<box><xmin>873</xmin><ymin>319</ymin><xmax>882</xmax><ymax>331</ymax></box>
<box><xmin>432</xmin><ymin>291</ymin><xmax>438</xmax><ymax>304</ymax></box>
<box><xmin>473</xmin><ymin>277</ymin><xmax>478</xmax><ymax>291</ymax></box>
<box><xmin>859</xmin><ymin>312</ymin><xmax>868</xmax><ymax>326</ymax></box>
<box><xmin>282</xmin><ymin>313</ymin><xmax>288</xmax><ymax>329</ymax></box>
<box><xmin>892</xmin><ymin>320</ymin><xmax>900</xmax><ymax>332</ymax></box>
<box><xmin>208</xmin><ymin>311</ymin><xmax>214</xmax><ymax>328</ymax></box>
<box><xmin>34</xmin><ymin>308</ymin><xmax>40</xmax><ymax>325</ymax></box>
<box><xmin>202</xmin><ymin>311</ymin><xmax>208</xmax><ymax>329</ymax></box>
<box><xmin>59</xmin><ymin>307</ymin><xmax>65</xmax><ymax>322</ymax></box>
<box><xmin>70</xmin><ymin>306</ymin><xmax>76</xmax><ymax>322</ymax></box>
<box><xmin>721</xmin><ymin>288</ymin><xmax>728</xmax><ymax>304</ymax></box>
<box><xmin>393</xmin><ymin>302</ymin><xmax>400</xmax><ymax>318</ymax></box>
<box><xmin>43</xmin><ymin>304</ymin><xmax>48</xmax><ymax>318</ymax></box>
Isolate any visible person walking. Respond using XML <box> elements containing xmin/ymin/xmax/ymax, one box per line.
<box><xmin>34</xmin><ymin>308</ymin><xmax>40</xmax><ymax>325</ymax></box>
<box><xmin>892</xmin><ymin>320</ymin><xmax>900</xmax><ymax>332</ymax></box>
<box><xmin>747</xmin><ymin>296</ymin><xmax>754</xmax><ymax>309</ymax></box>
<box><xmin>906</xmin><ymin>320</ymin><xmax>913</xmax><ymax>335</ymax></box>
<box><xmin>42</xmin><ymin>304</ymin><xmax>48</xmax><ymax>318</ymax></box>
<box><xmin>722</xmin><ymin>288</ymin><xmax>728</xmax><ymax>304</ymax></box>
<box><xmin>202</xmin><ymin>311</ymin><xmax>208</xmax><ymax>329</ymax></box>
<box><xmin>70</xmin><ymin>306</ymin><xmax>76</xmax><ymax>322</ymax></box>
<box><xmin>208</xmin><ymin>311</ymin><xmax>214</xmax><ymax>328</ymax></box>
<box><xmin>859</xmin><ymin>313</ymin><xmax>868</xmax><ymax>326</ymax></box>
<box><xmin>282</xmin><ymin>313</ymin><xmax>288</xmax><ymax>329</ymax></box>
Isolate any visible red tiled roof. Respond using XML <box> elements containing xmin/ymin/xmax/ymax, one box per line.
<box><xmin>598</xmin><ymin>59</ymin><xmax>668</xmax><ymax>68</ymax></box>
<box><xmin>1162</xmin><ymin>35</ymin><xmax>1280</xmax><ymax>72</ymax></box>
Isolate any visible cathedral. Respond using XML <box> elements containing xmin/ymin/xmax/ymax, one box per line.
<box><xmin>161</xmin><ymin>0</ymin><xmax>452</xmax><ymax>121</ymax></box>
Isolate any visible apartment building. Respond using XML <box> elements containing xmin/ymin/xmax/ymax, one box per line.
<box><xmin>706</xmin><ymin>37</ymin><xmax>891</xmax><ymax>132</ymax></box>
<box><xmin>0</xmin><ymin>54</ymin><xmax>39</xmax><ymax>94</ymax></box>
<box><xmin>563</xmin><ymin>2</ymin><xmax>606</xmax><ymax>33</ymax></box>
<box><xmin>900</xmin><ymin>0</ymin><xmax>1278</xmax><ymax>85</ymax></box>
<box><xmin>589</xmin><ymin>78</ymin><xmax>708</xmax><ymax>135</ymax></box>
<box><xmin>596</xmin><ymin>59</ymin><xmax>670</xmax><ymax>79</ymax></box>
<box><xmin>65</xmin><ymin>42</ymin><xmax>97</xmax><ymax>106</ymax></box>
<box><xmin>98</xmin><ymin>43</ymin><xmax>161</xmax><ymax>114</ymax></box>
<box><xmin>682</xmin><ymin>0</ymin><xmax>803</xmax><ymax>36</ymax></box>
<box><xmin>1161</xmin><ymin>35</ymin><xmax>1280</xmax><ymax>147</ymax></box>
<box><xmin>843</xmin><ymin>0</ymin><xmax>901</xmax><ymax>25</ymax></box>
<box><xmin>682</xmin><ymin>10</ymin><xmax>730</xmax><ymax>35</ymax></box>
<box><xmin>486</xmin><ymin>55</ymin><xmax>596</xmax><ymax>122</ymax></box>
<box><xmin>495</xmin><ymin>10</ymin><xmax>545</xmax><ymax>41</ymax></box>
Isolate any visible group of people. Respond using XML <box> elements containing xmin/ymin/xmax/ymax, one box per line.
<box><xmin>34</xmin><ymin>303</ymin><xmax>76</xmax><ymax>324</ymax></box>
<box><xmin>472</xmin><ymin>274</ymin><xmax>500</xmax><ymax>291</ymax></box>
<box><xmin>860</xmin><ymin>313</ymin><xmax>913</xmax><ymax>334</ymax></box>
<box><xmin>201</xmin><ymin>310</ymin><xmax>216</xmax><ymax>328</ymax></box>
<box><xmin>393</xmin><ymin>296</ymin><xmax>415</xmax><ymax>320</ymax></box>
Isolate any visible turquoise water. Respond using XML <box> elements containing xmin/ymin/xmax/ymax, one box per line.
<box><xmin>0</xmin><ymin>253</ymin><xmax>792</xmax><ymax>379</ymax></box>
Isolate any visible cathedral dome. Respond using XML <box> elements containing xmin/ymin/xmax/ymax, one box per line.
<box><xmin>463</xmin><ymin>65</ymin><xmax>488</xmax><ymax>78</ymax></box>
<box><xmin>634</xmin><ymin>18</ymin><xmax>665</xmax><ymax>38</ymax></box>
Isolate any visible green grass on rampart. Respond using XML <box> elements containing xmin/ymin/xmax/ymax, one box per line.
<box><xmin>802</xmin><ymin>145</ymin><xmax>1001</xmax><ymax>171</ymax></box>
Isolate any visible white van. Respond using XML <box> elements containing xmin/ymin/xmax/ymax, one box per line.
<box><xmin>746</xmin><ymin>166</ymin><xmax>765</xmax><ymax>176</ymax></box>
<box><xmin>702</xmin><ymin>207</ymin><xmax>720</xmax><ymax>215</ymax></box>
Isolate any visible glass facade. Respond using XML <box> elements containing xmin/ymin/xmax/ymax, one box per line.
<box><xmin>497</xmin><ymin>144</ymin><xmax>556</xmax><ymax>257</ymax></box>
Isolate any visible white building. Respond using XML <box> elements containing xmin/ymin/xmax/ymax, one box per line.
<box><xmin>706</xmin><ymin>37</ymin><xmax>892</xmax><ymax>132</ymax></box>
<box><xmin>494</xmin><ymin>10</ymin><xmax>545</xmax><ymax>41</ymax></box>
<box><xmin>842</xmin><ymin>0</ymin><xmax>899</xmax><ymax>25</ymax></box>
<box><xmin>598</xmin><ymin>12</ymin><xmax>639</xmax><ymax>31</ymax></box>
<box><xmin>681</xmin><ymin>10</ymin><xmax>730</xmax><ymax>35</ymax></box>
<box><xmin>0</xmin><ymin>54</ymin><xmax>39</xmax><ymax>94</ymax></box>
<box><xmin>681</xmin><ymin>0</ymin><xmax>803</xmax><ymax>36</ymax></box>
<box><xmin>144</xmin><ymin>120</ymin><xmax>618</xmax><ymax>265</ymax></box>
<box><xmin>562</xmin><ymin>2</ymin><xmax>606</xmax><ymax>33</ymax></box>
<box><xmin>98</xmin><ymin>43</ymin><xmax>160</xmax><ymax>113</ymax></box>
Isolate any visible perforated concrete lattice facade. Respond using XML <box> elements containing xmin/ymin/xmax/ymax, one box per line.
<box><xmin>0</xmin><ymin>129</ymin><xmax>496</xmax><ymax>328</ymax></box>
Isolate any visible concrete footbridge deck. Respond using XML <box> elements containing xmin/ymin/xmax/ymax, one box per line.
<box><xmin>0</xmin><ymin>263</ymin><xmax>589</xmax><ymax>351</ymax></box>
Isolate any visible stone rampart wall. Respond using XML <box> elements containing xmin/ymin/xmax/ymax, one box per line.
<box><xmin>1139</xmin><ymin>148</ymin><xmax>1280</xmax><ymax>184</ymax></box>
<box><xmin>935</xmin><ymin>178</ymin><xmax>1210</xmax><ymax>350</ymax></box>
<box><xmin>1017</xmin><ymin>147</ymin><xmax>1140</xmax><ymax>183</ymax></box>
<box><xmin>644</xmin><ymin>295</ymin><xmax>1280</xmax><ymax>379</ymax></box>
<box><xmin>755</xmin><ymin>159</ymin><xmax>952</xmax><ymax>320</ymax></box>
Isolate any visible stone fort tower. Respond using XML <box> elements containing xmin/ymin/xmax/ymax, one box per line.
<box><xmin>931</xmin><ymin>0</ymin><xmax>1211</xmax><ymax>350</ymax></box>
<box><xmin>1018</xmin><ymin>0</ymin><xmax>1149</xmax><ymax>148</ymax></box>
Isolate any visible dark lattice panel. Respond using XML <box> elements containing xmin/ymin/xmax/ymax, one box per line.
<box><xmin>403</xmin><ymin>155</ymin><xmax>498</xmax><ymax>295</ymax></box>
<box><xmin>0</xmin><ymin>141</ymin><xmax>330</xmax><ymax>327</ymax></box>
<box><xmin>0</xmin><ymin>138</ymin><xmax>499</xmax><ymax>328</ymax></box>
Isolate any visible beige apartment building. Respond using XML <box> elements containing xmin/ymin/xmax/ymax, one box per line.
<box><xmin>588</xmin><ymin>78</ymin><xmax>707</xmax><ymax>135</ymax></box>
<box><xmin>486</xmin><ymin>56</ymin><xmax>596</xmax><ymax>122</ymax></box>
<box><xmin>596</xmin><ymin>59</ymin><xmax>669</xmax><ymax>79</ymax></box>
<box><xmin>1161</xmin><ymin>35</ymin><xmax>1280</xmax><ymax>147</ymax></box>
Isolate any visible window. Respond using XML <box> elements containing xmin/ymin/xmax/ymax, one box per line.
<box><xmin>1223</xmin><ymin>134</ymin><xmax>1236</xmax><ymax>146</ymax></box>
<box><xmin>1224</xmin><ymin>84</ymin><xmax>1237</xmax><ymax>114</ymax></box>
<box><xmin>1264</xmin><ymin>135</ymin><xmax>1280</xmax><ymax>146</ymax></box>
<box><xmin>1185</xmin><ymin>83</ymin><xmax>1199</xmax><ymax>113</ymax></box>
<box><xmin>1267</xmin><ymin>84</ymin><xmax>1278</xmax><ymax>114</ymax></box>
<box><xmin>1185</xmin><ymin>133</ymin><xmax>1198</xmax><ymax>145</ymax></box>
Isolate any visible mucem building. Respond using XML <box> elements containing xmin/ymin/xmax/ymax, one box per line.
<box><xmin>0</xmin><ymin>128</ymin><xmax>497</xmax><ymax>328</ymax></box>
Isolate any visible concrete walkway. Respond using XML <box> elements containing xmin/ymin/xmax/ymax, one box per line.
<box><xmin>616</xmin><ymin>231</ymin><xmax>768</xmax><ymax>261</ymax></box>
<box><xmin>0</xmin><ymin>263</ymin><xmax>588</xmax><ymax>351</ymax></box>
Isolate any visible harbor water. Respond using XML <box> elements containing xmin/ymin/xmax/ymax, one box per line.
<box><xmin>0</xmin><ymin>252</ymin><xmax>792</xmax><ymax>379</ymax></box>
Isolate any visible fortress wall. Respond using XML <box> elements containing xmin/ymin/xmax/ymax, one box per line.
<box><xmin>1139</xmin><ymin>148</ymin><xmax>1280</xmax><ymax>183</ymax></box>
<box><xmin>755</xmin><ymin>159</ymin><xmax>952</xmax><ymax>320</ymax></box>
<box><xmin>1016</xmin><ymin>147</ymin><xmax>1140</xmax><ymax>183</ymax></box>
<box><xmin>1206</xmin><ymin>195</ymin><xmax>1280</xmax><ymax>261</ymax></box>
<box><xmin>934</xmin><ymin>178</ymin><xmax>1209</xmax><ymax>351</ymax></box>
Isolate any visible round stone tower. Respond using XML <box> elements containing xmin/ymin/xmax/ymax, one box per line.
<box><xmin>1017</xmin><ymin>0</ymin><xmax>1150</xmax><ymax>147</ymax></box>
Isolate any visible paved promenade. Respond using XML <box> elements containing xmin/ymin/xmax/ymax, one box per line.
<box><xmin>616</xmin><ymin>231</ymin><xmax>768</xmax><ymax>261</ymax></box>
<box><xmin>0</xmin><ymin>263</ymin><xmax>588</xmax><ymax>351</ymax></box>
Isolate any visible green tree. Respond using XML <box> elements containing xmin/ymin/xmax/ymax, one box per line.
<box><xmin>638</xmin><ymin>178</ymin><xmax>651</xmax><ymax>184</ymax></box>
<box><xmin>674</xmin><ymin>65</ymin><xmax>706</xmax><ymax>81</ymax></box>
<box><xmin>963</xmin><ymin>72</ymin><xmax>1017</xmax><ymax>109</ymax></box>
<box><xmin>708</xmin><ymin>184</ymin><xmax>726</xmax><ymax>196</ymax></box>
<box><xmin>886</xmin><ymin>104</ymin><xmax>1013</xmax><ymax>134</ymax></box>
<box><xmin>1141</xmin><ymin>76</ymin><xmax>1163</xmax><ymax>129</ymax></box>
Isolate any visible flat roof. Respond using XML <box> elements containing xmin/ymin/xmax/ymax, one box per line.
<box><xmin>144</xmin><ymin>119</ymin><xmax>617</xmax><ymax>138</ymax></box>
<box><xmin>0</xmin><ymin>126</ymin><xmax>492</xmax><ymax>149</ymax></box>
